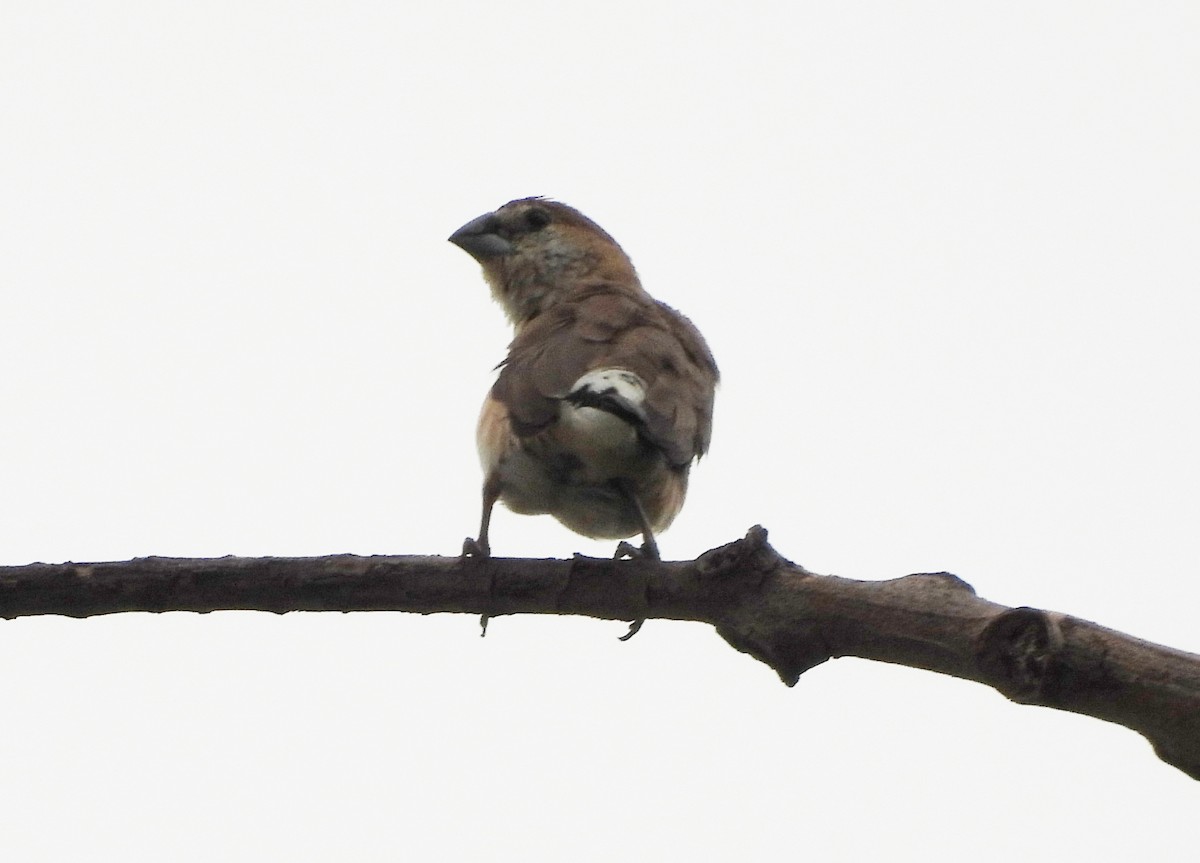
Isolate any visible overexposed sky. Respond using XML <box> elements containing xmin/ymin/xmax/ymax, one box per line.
<box><xmin>2</xmin><ymin>2</ymin><xmax>1198</xmax><ymax>859</ymax></box>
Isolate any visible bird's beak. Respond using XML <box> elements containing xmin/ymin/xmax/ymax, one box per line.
<box><xmin>449</xmin><ymin>212</ymin><xmax>514</xmax><ymax>261</ymax></box>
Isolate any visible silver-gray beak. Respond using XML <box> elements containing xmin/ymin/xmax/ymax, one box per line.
<box><xmin>449</xmin><ymin>212</ymin><xmax>514</xmax><ymax>260</ymax></box>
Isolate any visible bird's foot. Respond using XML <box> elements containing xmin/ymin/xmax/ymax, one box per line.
<box><xmin>613</xmin><ymin>539</ymin><xmax>660</xmax><ymax>561</ymax></box>
<box><xmin>614</xmin><ymin>540</ymin><xmax>642</xmax><ymax>560</ymax></box>
<box><xmin>462</xmin><ymin>537</ymin><xmax>494</xmax><ymax>635</ymax></box>
<box><xmin>462</xmin><ymin>536</ymin><xmax>491</xmax><ymax>558</ymax></box>
<box><xmin>613</xmin><ymin>539</ymin><xmax>656</xmax><ymax>640</ymax></box>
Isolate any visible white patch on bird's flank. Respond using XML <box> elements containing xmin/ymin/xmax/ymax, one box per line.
<box><xmin>558</xmin><ymin>368</ymin><xmax>649</xmax><ymax>457</ymax></box>
<box><xmin>559</xmin><ymin>404</ymin><xmax>635</xmax><ymax>451</ymax></box>
<box><xmin>570</xmin><ymin>368</ymin><xmax>647</xmax><ymax>409</ymax></box>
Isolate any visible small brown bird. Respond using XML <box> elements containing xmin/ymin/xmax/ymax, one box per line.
<box><xmin>449</xmin><ymin>198</ymin><xmax>718</xmax><ymax>569</ymax></box>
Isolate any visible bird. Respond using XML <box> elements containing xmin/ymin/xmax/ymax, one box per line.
<box><xmin>448</xmin><ymin>197</ymin><xmax>718</xmax><ymax>586</ymax></box>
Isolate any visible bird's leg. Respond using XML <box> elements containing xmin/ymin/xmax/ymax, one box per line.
<box><xmin>462</xmin><ymin>476</ymin><xmax>499</xmax><ymax>558</ymax></box>
<box><xmin>612</xmin><ymin>484</ymin><xmax>660</xmax><ymax>562</ymax></box>
<box><xmin>464</xmin><ymin>475</ymin><xmax>501</xmax><ymax>636</ymax></box>
<box><xmin>612</xmin><ymin>482</ymin><xmax>658</xmax><ymax>640</ymax></box>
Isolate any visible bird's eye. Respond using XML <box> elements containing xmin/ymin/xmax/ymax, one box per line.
<box><xmin>525</xmin><ymin>208</ymin><xmax>551</xmax><ymax>231</ymax></box>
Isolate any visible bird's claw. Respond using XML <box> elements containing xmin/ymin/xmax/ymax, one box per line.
<box><xmin>614</xmin><ymin>540</ymin><xmax>641</xmax><ymax>560</ymax></box>
<box><xmin>618</xmin><ymin>618</ymin><xmax>645</xmax><ymax>641</ymax></box>
<box><xmin>613</xmin><ymin>539</ymin><xmax>660</xmax><ymax>561</ymax></box>
<box><xmin>462</xmin><ymin>536</ymin><xmax>490</xmax><ymax>558</ymax></box>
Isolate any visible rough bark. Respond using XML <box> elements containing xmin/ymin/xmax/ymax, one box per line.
<box><xmin>2</xmin><ymin>526</ymin><xmax>1197</xmax><ymax>780</ymax></box>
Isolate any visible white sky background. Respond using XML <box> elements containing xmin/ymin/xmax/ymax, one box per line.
<box><xmin>2</xmin><ymin>1</ymin><xmax>1198</xmax><ymax>859</ymax></box>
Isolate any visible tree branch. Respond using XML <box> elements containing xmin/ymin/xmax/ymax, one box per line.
<box><xmin>3</xmin><ymin>526</ymin><xmax>1198</xmax><ymax>780</ymax></box>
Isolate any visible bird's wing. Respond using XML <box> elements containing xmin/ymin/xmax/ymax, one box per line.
<box><xmin>492</xmin><ymin>286</ymin><xmax>717</xmax><ymax>467</ymax></box>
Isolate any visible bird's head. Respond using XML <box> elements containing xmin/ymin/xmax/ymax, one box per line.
<box><xmin>449</xmin><ymin>198</ymin><xmax>641</xmax><ymax>324</ymax></box>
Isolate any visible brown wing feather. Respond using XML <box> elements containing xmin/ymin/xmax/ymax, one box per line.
<box><xmin>492</xmin><ymin>286</ymin><xmax>717</xmax><ymax>467</ymax></box>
